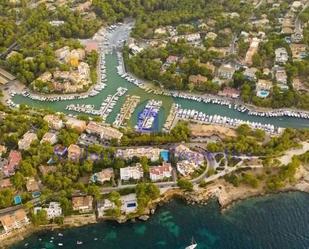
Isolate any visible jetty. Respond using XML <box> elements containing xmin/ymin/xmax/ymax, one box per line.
<box><xmin>136</xmin><ymin>99</ymin><xmax>162</xmax><ymax>132</ymax></box>
<box><xmin>66</xmin><ymin>87</ymin><xmax>127</xmax><ymax>120</ymax></box>
<box><xmin>113</xmin><ymin>95</ymin><xmax>140</xmax><ymax>128</ymax></box>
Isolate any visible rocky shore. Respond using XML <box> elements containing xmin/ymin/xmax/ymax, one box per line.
<box><xmin>181</xmin><ymin>163</ymin><xmax>309</xmax><ymax>212</ymax></box>
<box><xmin>4</xmin><ymin>163</ymin><xmax>309</xmax><ymax>248</ymax></box>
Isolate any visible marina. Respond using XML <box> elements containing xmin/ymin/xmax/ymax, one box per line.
<box><xmin>99</xmin><ymin>87</ymin><xmax>127</xmax><ymax>121</ymax></box>
<box><xmin>175</xmin><ymin>106</ymin><xmax>282</xmax><ymax>134</ymax></box>
<box><xmin>66</xmin><ymin>87</ymin><xmax>127</xmax><ymax>121</ymax></box>
<box><xmin>7</xmin><ymin>19</ymin><xmax>309</xmax><ymax>131</ymax></box>
<box><xmin>10</xmin><ymin>52</ymin><xmax>309</xmax><ymax>131</ymax></box>
<box><xmin>136</xmin><ymin>99</ymin><xmax>162</xmax><ymax>132</ymax></box>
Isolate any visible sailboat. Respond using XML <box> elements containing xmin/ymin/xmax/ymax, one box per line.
<box><xmin>185</xmin><ymin>237</ymin><xmax>197</xmax><ymax>249</ymax></box>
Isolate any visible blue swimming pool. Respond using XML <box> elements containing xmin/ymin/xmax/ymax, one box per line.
<box><xmin>127</xmin><ymin>202</ymin><xmax>137</xmax><ymax>208</ymax></box>
<box><xmin>14</xmin><ymin>195</ymin><xmax>22</xmax><ymax>205</ymax></box>
<box><xmin>160</xmin><ymin>150</ymin><xmax>169</xmax><ymax>161</ymax></box>
<box><xmin>257</xmin><ymin>90</ymin><xmax>270</xmax><ymax>98</ymax></box>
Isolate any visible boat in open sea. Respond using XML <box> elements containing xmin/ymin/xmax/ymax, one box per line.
<box><xmin>185</xmin><ymin>238</ymin><xmax>197</xmax><ymax>249</ymax></box>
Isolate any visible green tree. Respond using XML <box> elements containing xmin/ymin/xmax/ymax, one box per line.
<box><xmin>31</xmin><ymin>209</ymin><xmax>48</xmax><ymax>226</ymax></box>
<box><xmin>177</xmin><ymin>179</ymin><xmax>193</xmax><ymax>191</ymax></box>
<box><xmin>11</xmin><ymin>172</ymin><xmax>26</xmax><ymax>190</ymax></box>
<box><xmin>0</xmin><ymin>189</ymin><xmax>14</xmax><ymax>208</ymax></box>
<box><xmin>136</xmin><ymin>183</ymin><xmax>160</xmax><ymax>212</ymax></box>
<box><xmin>140</xmin><ymin>156</ymin><xmax>149</xmax><ymax>173</ymax></box>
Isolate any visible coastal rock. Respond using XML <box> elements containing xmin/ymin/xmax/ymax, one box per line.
<box><xmin>116</xmin><ymin>216</ymin><xmax>128</xmax><ymax>224</ymax></box>
<box><xmin>139</xmin><ymin>215</ymin><xmax>150</xmax><ymax>221</ymax></box>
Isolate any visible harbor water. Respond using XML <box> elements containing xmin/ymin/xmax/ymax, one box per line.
<box><xmin>12</xmin><ymin>53</ymin><xmax>309</xmax><ymax>130</ymax></box>
<box><xmin>11</xmin><ymin>192</ymin><xmax>309</xmax><ymax>249</ymax></box>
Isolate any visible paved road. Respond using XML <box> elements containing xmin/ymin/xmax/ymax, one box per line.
<box><xmin>295</xmin><ymin>0</ymin><xmax>309</xmax><ymax>32</ymax></box>
<box><xmin>254</xmin><ymin>0</ymin><xmax>264</xmax><ymax>10</ymax></box>
<box><xmin>102</xmin><ymin>148</ymin><xmax>211</xmax><ymax>193</ymax></box>
<box><xmin>101</xmin><ymin>180</ymin><xmax>178</xmax><ymax>194</ymax></box>
<box><xmin>204</xmin><ymin>161</ymin><xmax>263</xmax><ymax>183</ymax></box>
<box><xmin>100</xmin><ymin>152</ymin><xmax>265</xmax><ymax>194</ymax></box>
<box><xmin>0</xmin><ymin>197</ymin><xmax>41</xmax><ymax>215</ymax></box>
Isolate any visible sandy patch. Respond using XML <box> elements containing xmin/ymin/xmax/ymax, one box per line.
<box><xmin>189</xmin><ymin>123</ymin><xmax>237</xmax><ymax>138</ymax></box>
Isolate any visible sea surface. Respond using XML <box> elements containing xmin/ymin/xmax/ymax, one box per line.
<box><xmin>11</xmin><ymin>192</ymin><xmax>309</xmax><ymax>249</ymax></box>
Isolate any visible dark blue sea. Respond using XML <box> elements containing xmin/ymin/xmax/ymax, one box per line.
<box><xmin>11</xmin><ymin>192</ymin><xmax>309</xmax><ymax>249</ymax></box>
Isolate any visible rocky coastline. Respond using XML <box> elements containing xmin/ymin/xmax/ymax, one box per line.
<box><xmin>4</xmin><ymin>164</ymin><xmax>309</xmax><ymax>248</ymax></box>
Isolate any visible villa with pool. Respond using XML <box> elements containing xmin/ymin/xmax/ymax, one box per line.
<box><xmin>256</xmin><ymin>79</ymin><xmax>273</xmax><ymax>98</ymax></box>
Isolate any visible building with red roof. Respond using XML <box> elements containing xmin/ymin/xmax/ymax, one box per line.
<box><xmin>2</xmin><ymin>150</ymin><xmax>22</xmax><ymax>177</ymax></box>
<box><xmin>218</xmin><ymin>87</ymin><xmax>240</xmax><ymax>99</ymax></box>
<box><xmin>149</xmin><ymin>162</ymin><xmax>173</xmax><ymax>182</ymax></box>
<box><xmin>84</xmin><ymin>40</ymin><xmax>99</xmax><ymax>53</ymax></box>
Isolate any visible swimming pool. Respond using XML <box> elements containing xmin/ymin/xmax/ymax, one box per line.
<box><xmin>14</xmin><ymin>195</ymin><xmax>22</xmax><ymax>205</ymax></box>
<box><xmin>160</xmin><ymin>150</ymin><xmax>169</xmax><ymax>162</ymax></box>
<box><xmin>127</xmin><ymin>202</ymin><xmax>137</xmax><ymax>208</ymax></box>
<box><xmin>257</xmin><ymin>90</ymin><xmax>270</xmax><ymax>98</ymax></box>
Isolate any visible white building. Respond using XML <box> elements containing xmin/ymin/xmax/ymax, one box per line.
<box><xmin>34</xmin><ymin>202</ymin><xmax>62</xmax><ymax>220</ymax></box>
<box><xmin>174</xmin><ymin>144</ymin><xmax>204</xmax><ymax>176</ymax></box>
<box><xmin>41</xmin><ymin>132</ymin><xmax>58</xmax><ymax>145</ymax></box>
<box><xmin>120</xmin><ymin>164</ymin><xmax>144</xmax><ymax>181</ymax></box>
<box><xmin>273</xmin><ymin>66</ymin><xmax>288</xmax><ymax>90</ymax></box>
<box><xmin>92</xmin><ymin>168</ymin><xmax>114</xmax><ymax>184</ymax></box>
<box><xmin>243</xmin><ymin>67</ymin><xmax>258</xmax><ymax>81</ymax></box>
<box><xmin>78</xmin><ymin>62</ymin><xmax>90</xmax><ymax>80</ymax></box>
<box><xmin>86</xmin><ymin>121</ymin><xmax>123</xmax><ymax>141</ymax></box>
<box><xmin>18</xmin><ymin>132</ymin><xmax>38</xmax><ymax>150</ymax></box>
<box><xmin>185</xmin><ymin>33</ymin><xmax>201</xmax><ymax>42</ymax></box>
<box><xmin>45</xmin><ymin>202</ymin><xmax>62</xmax><ymax>219</ymax></box>
<box><xmin>275</xmin><ymin>47</ymin><xmax>289</xmax><ymax>64</ymax></box>
<box><xmin>291</xmin><ymin>1</ymin><xmax>303</xmax><ymax>11</ymax></box>
<box><xmin>177</xmin><ymin>160</ymin><xmax>199</xmax><ymax>176</ymax></box>
<box><xmin>116</xmin><ymin>147</ymin><xmax>162</xmax><ymax>161</ymax></box>
<box><xmin>128</xmin><ymin>43</ymin><xmax>143</xmax><ymax>55</ymax></box>
<box><xmin>43</xmin><ymin>115</ymin><xmax>63</xmax><ymax>130</ymax></box>
<box><xmin>97</xmin><ymin>199</ymin><xmax>115</xmax><ymax>218</ymax></box>
<box><xmin>218</xmin><ymin>64</ymin><xmax>236</xmax><ymax>80</ymax></box>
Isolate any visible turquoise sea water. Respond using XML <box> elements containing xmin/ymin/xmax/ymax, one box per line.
<box><xmin>11</xmin><ymin>192</ymin><xmax>309</xmax><ymax>249</ymax></box>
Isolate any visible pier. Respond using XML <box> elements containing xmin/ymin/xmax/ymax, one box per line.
<box><xmin>66</xmin><ymin>87</ymin><xmax>127</xmax><ymax>120</ymax></box>
<box><xmin>113</xmin><ymin>95</ymin><xmax>140</xmax><ymax>128</ymax></box>
<box><xmin>136</xmin><ymin>100</ymin><xmax>162</xmax><ymax>132</ymax></box>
